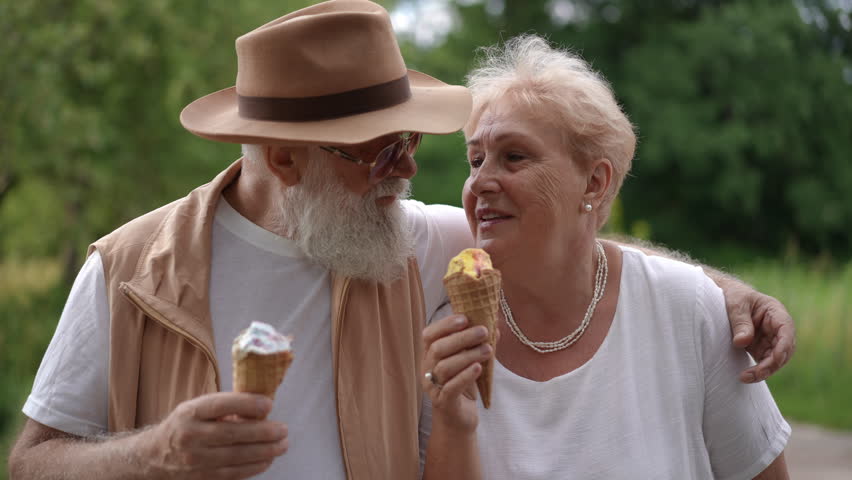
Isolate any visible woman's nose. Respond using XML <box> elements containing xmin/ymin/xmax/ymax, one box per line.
<box><xmin>468</xmin><ymin>161</ymin><xmax>500</xmax><ymax>196</ymax></box>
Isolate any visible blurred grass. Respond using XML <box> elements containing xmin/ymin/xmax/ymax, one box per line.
<box><xmin>0</xmin><ymin>257</ymin><xmax>850</xmax><ymax>477</ymax></box>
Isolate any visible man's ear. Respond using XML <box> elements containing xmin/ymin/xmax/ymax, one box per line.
<box><xmin>264</xmin><ymin>146</ymin><xmax>301</xmax><ymax>186</ymax></box>
<box><xmin>583</xmin><ymin>158</ymin><xmax>613</xmax><ymax>207</ymax></box>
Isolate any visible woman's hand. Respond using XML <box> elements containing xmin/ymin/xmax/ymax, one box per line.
<box><xmin>422</xmin><ymin>314</ymin><xmax>494</xmax><ymax>433</ymax></box>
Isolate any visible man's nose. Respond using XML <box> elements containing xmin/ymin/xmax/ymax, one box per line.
<box><xmin>370</xmin><ymin>151</ymin><xmax>417</xmax><ymax>184</ymax></box>
<box><xmin>391</xmin><ymin>151</ymin><xmax>417</xmax><ymax>179</ymax></box>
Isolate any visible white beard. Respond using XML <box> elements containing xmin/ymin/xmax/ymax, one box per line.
<box><xmin>276</xmin><ymin>152</ymin><xmax>414</xmax><ymax>284</ymax></box>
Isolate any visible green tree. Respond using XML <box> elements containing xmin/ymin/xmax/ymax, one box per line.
<box><xmin>405</xmin><ymin>0</ymin><xmax>852</xmax><ymax>257</ymax></box>
<box><xmin>0</xmin><ymin>0</ymin><xmax>318</xmax><ymax>282</ymax></box>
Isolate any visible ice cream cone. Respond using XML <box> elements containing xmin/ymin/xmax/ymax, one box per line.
<box><xmin>232</xmin><ymin>350</ymin><xmax>294</xmax><ymax>399</ymax></box>
<box><xmin>232</xmin><ymin>321</ymin><xmax>294</xmax><ymax>402</ymax></box>
<box><xmin>444</xmin><ymin>268</ymin><xmax>501</xmax><ymax>408</ymax></box>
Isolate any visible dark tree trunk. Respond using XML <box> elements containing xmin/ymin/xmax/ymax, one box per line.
<box><xmin>61</xmin><ymin>198</ymin><xmax>82</xmax><ymax>287</ymax></box>
<box><xmin>0</xmin><ymin>171</ymin><xmax>17</xmax><ymax>207</ymax></box>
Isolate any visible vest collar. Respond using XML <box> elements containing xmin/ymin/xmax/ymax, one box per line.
<box><xmin>120</xmin><ymin>159</ymin><xmax>243</xmax><ymax>388</ymax></box>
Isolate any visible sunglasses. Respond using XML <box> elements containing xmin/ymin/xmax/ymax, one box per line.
<box><xmin>320</xmin><ymin>132</ymin><xmax>422</xmax><ymax>182</ymax></box>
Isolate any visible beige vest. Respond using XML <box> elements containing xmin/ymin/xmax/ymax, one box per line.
<box><xmin>89</xmin><ymin>160</ymin><xmax>425</xmax><ymax>479</ymax></box>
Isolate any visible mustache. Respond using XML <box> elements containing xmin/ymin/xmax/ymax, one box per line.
<box><xmin>369</xmin><ymin>177</ymin><xmax>411</xmax><ymax>200</ymax></box>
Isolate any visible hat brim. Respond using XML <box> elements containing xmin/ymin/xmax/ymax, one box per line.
<box><xmin>180</xmin><ymin>70</ymin><xmax>471</xmax><ymax>146</ymax></box>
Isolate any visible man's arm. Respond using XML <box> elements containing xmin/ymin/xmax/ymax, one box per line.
<box><xmin>604</xmin><ymin>235</ymin><xmax>796</xmax><ymax>383</ymax></box>
<box><xmin>10</xmin><ymin>420</ymin><xmax>148</xmax><ymax>479</ymax></box>
<box><xmin>9</xmin><ymin>393</ymin><xmax>288</xmax><ymax>480</ymax></box>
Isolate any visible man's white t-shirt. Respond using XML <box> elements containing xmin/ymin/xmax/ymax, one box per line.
<box><xmin>23</xmin><ymin>198</ymin><xmax>472</xmax><ymax>479</ymax></box>
<box><xmin>476</xmin><ymin>247</ymin><xmax>790</xmax><ymax>480</ymax></box>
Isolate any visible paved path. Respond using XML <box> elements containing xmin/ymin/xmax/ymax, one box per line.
<box><xmin>786</xmin><ymin>422</ymin><xmax>852</xmax><ymax>479</ymax></box>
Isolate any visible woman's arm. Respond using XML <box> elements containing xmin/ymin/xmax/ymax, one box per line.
<box><xmin>753</xmin><ymin>451</ymin><xmax>790</xmax><ymax>479</ymax></box>
<box><xmin>694</xmin><ymin>273</ymin><xmax>791</xmax><ymax>479</ymax></box>
<box><xmin>424</xmin><ymin>417</ymin><xmax>482</xmax><ymax>480</ymax></box>
<box><xmin>421</xmin><ymin>314</ymin><xmax>492</xmax><ymax>480</ymax></box>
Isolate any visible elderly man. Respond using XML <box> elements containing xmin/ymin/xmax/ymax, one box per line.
<box><xmin>10</xmin><ymin>1</ymin><xmax>794</xmax><ymax>479</ymax></box>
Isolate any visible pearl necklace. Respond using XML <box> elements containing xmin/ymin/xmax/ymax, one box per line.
<box><xmin>500</xmin><ymin>240</ymin><xmax>608</xmax><ymax>354</ymax></box>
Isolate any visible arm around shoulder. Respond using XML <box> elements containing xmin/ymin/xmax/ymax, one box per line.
<box><xmin>604</xmin><ymin>235</ymin><xmax>796</xmax><ymax>382</ymax></box>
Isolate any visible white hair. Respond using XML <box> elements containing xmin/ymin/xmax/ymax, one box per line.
<box><xmin>465</xmin><ymin>34</ymin><xmax>636</xmax><ymax>228</ymax></box>
<box><xmin>258</xmin><ymin>146</ymin><xmax>415</xmax><ymax>284</ymax></box>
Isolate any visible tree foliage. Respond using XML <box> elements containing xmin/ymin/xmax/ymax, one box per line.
<box><xmin>0</xmin><ymin>0</ymin><xmax>316</xmax><ymax>279</ymax></box>
<box><xmin>405</xmin><ymin>0</ymin><xmax>852</xmax><ymax>257</ymax></box>
<box><xmin>1</xmin><ymin>0</ymin><xmax>850</xmax><ymax>284</ymax></box>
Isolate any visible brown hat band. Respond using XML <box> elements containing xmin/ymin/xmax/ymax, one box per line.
<box><xmin>237</xmin><ymin>75</ymin><xmax>411</xmax><ymax>122</ymax></box>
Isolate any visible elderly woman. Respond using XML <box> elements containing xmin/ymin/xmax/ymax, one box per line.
<box><xmin>422</xmin><ymin>35</ymin><xmax>790</xmax><ymax>479</ymax></box>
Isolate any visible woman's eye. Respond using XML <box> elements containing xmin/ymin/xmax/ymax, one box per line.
<box><xmin>507</xmin><ymin>152</ymin><xmax>526</xmax><ymax>162</ymax></box>
<box><xmin>469</xmin><ymin>156</ymin><xmax>484</xmax><ymax>168</ymax></box>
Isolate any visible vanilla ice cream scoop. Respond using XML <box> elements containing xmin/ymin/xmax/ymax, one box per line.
<box><xmin>232</xmin><ymin>321</ymin><xmax>292</xmax><ymax>359</ymax></box>
<box><xmin>232</xmin><ymin>321</ymin><xmax>294</xmax><ymax>400</ymax></box>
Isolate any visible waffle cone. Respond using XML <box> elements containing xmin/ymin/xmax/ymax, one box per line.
<box><xmin>443</xmin><ymin>269</ymin><xmax>501</xmax><ymax>408</ymax></box>
<box><xmin>232</xmin><ymin>350</ymin><xmax>294</xmax><ymax>400</ymax></box>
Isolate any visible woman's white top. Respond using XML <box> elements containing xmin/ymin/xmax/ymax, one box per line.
<box><xmin>477</xmin><ymin>247</ymin><xmax>789</xmax><ymax>480</ymax></box>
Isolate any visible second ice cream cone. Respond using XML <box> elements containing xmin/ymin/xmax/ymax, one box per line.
<box><xmin>233</xmin><ymin>350</ymin><xmax>294</xmax><ymax>399</ymax></box>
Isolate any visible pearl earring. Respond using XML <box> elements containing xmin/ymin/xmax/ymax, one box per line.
<box><xmin>584</xmin><ymin>203</ymin><xmax>593</xmax><ymax>212</ymax></box>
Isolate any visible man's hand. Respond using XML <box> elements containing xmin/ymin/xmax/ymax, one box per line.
<box><xmin>138</xmin><ymin>392</ymin><xmax>288</xmax><ymax>480</ymax></box>
<box><xmin>10</xmin><ymin>392</ymin><xmax>288</xmax><ymax>480</ymax></box>
<box><xmin>722</xmin><ymin>283</ymin><xmax>796</xmax><ymax>384</ymax></box>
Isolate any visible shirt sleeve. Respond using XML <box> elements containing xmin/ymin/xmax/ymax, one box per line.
<box><xmin>695</xmin><ymin>275</ymin><xmax>790</xmax><ymax>480</ymax></box>
<box><xmin>22</xmin><ymin>251</ymin><xmax>110</xmax><ymax>436</ymax></box>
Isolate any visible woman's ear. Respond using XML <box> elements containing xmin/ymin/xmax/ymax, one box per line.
<box><xmin>265</xmin><ymin>145</ymin><xmax>301</xmax><ymax>186</ymax></box>
<box><xmin>583</xmin><ymin>158</ymin><xmax>613</xmax><ymax>207</ymax></box>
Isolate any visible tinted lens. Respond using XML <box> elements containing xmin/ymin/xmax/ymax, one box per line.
<box><xmin>368</xmin><ymin>133</ymin><xmax>422</xmax><ymax>183</ymax></box>
<box><xmin>406</xmin><ymin>133</ymin><xmax>422</xmax><ymax>155</ymax></box>
<box><xmin>370</xmin><ymin>141</ymin><xmax>401</xmax><ymax>176</ymax></box>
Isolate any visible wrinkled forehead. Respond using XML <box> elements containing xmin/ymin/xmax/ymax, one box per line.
<box><xmin>464</xmin><ymin>97</ymin><xmax>559</xmax><ymax>149</ymax></box>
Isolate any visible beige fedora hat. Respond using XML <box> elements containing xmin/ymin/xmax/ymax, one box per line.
<box><xmin>180</xmin><ymin>0</ymin><xmax>471</xmax><ymax>146</ymax></box>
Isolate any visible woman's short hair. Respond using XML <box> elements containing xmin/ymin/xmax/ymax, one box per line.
<box><xmin>465</xmin><ymin>34</ymin><xmax>636</xmax><ymax>227</ymax></box>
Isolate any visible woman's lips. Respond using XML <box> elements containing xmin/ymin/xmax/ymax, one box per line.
<box><xmin>479</xmin><ymin>216</ymin><xmax>512</xmax><ymax>230</ymax></box>
<box><xmin>476</xmin><ymin>208</ymin><xmax>513</xmax><ymax>231</ymax></box>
